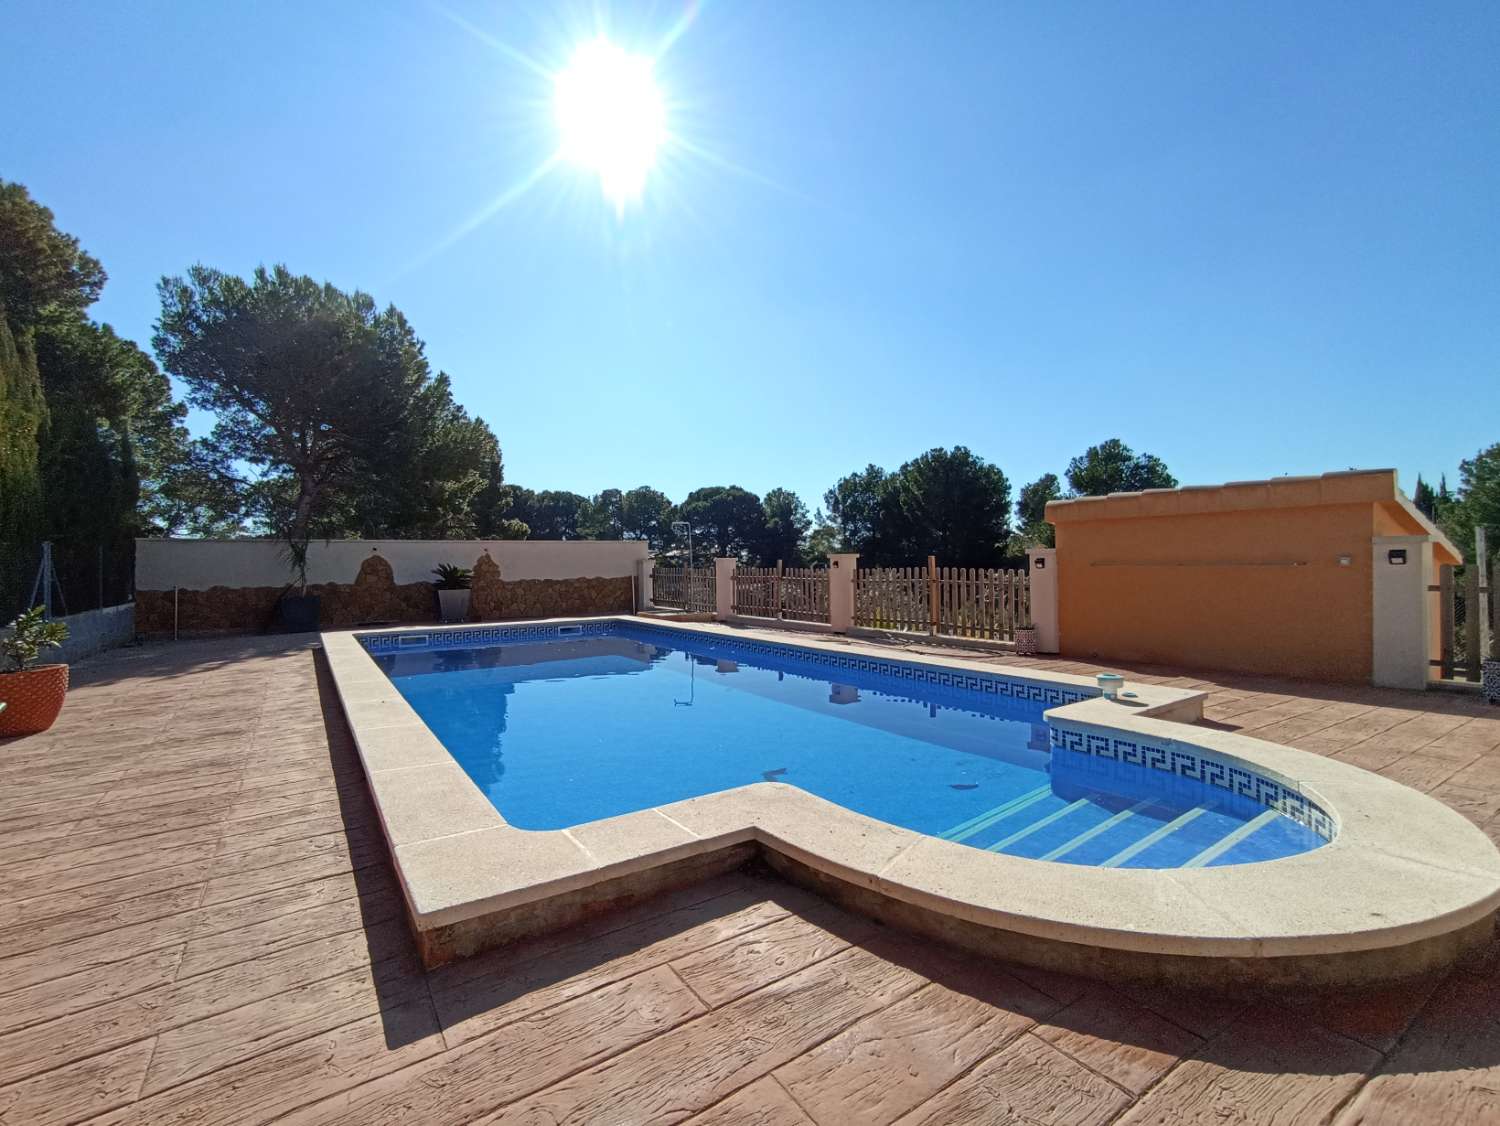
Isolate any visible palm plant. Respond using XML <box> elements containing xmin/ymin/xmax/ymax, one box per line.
<box><xmin>281</xmin><ymin>537</ymin><xmax>311</xmax><ymax>595</ymax></box>
<box><xmin>432</xmin><ymin>564</ymin><xmax>472</xmax><ymax>590</ymax></box>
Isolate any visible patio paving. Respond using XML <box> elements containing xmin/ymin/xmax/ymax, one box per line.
<box><xmin>0</xmin><ymin>627</ymin><xmax>1497</xmax><ymax>1124</ymax></box>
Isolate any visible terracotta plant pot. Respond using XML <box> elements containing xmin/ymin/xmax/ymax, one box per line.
<box><xmin>0</xmin><ymin>664</ymin><xmax>69</xmax><ymax>736</ymax></box>
<box><xmin>1015</xmin><ymin>626</ymin><xmax>1039</xmax><ymax>657</ymax></box>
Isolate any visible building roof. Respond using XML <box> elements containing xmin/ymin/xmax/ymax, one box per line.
<box><xmin>1045</xmin><ymin>469</ymin><xmax>1462</xmax><ymax>565</ymax></box>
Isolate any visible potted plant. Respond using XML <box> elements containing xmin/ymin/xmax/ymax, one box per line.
<box><xmin>0</xmin><ymin>606</ymin><xmax>70</xmax><ymax>736</ymax></box>
<box><xmin>433</xmin><ymin>564</ymin><xmax>472</xmax><ymax>622</ymax></box>
<box><xmin>1014</xmin><ymin>606</ymin><xmax>1040</xmax><ymax>657</ymax></box>
<box><xmin>277</xmin><ymin>538</ymin><xmax>321</xmax><ymax>632</ymax></box>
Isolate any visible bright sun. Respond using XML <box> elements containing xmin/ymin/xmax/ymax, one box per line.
<box><xmin>554</xmin><ymin>39</ymin><xmax>666</xmax><ymax>213</ymax></box>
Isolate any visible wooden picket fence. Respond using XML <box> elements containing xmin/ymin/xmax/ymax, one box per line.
<box><xmin>855</xmin><ymin>566</ymin><xmax>932</xmax><ymax>633</ymax></box>
<box><xmin>732</xmin><ymin>564</ymin><xmax>830</xmax><ymax>623</ymax></box>
<box><xmin>650</xmin><ymin>566</ymin><xmax>716</xmax><ymax>613</ymax></box>
<box><xmin>856</xmin><ymin>558</ymin><xmax>1030</xmax><ymax>642</ymax></box>
<box><xmin>1434</xmin><ymin>527</ymin><xmax>1495</xmax><ymax>682</ymax></box>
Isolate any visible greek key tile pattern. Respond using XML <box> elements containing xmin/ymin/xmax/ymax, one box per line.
<box><xmin>1049</xmin><ymin>725</ymin><xmax>1335</xmax><ymax>841</ymax></box>
<box><xmin>621</xmin><ymin>621</ymin><xmax>1091</xmax><ymax>708</ymax></box>
<box><xmin>358</xmin><ymin>621</ymin><xmax>611</xmax><ymax>652</ymax></box>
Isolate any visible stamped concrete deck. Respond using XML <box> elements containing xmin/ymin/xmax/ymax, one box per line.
<box><xmin>0</xmin><ymin>628</ymin><xmax>1497</xmax><ymax>1124</ymax></box>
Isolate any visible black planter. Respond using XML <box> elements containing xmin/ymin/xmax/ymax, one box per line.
<box><xmin>278</xmin><ymin>593</ymin><xmax>322</xmax><ymax>633</ymax></box>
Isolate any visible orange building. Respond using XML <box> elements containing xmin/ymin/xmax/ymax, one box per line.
<box><xmin>1039</xmin><ymin>470</ymin><xmax>1461</xmax><ymax>686</ymax></box>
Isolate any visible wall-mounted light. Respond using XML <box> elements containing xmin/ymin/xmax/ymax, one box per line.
<box><xmin>1387</xmin><ymin>549</ymin><xmax>1408</xmax><ymax>566</ymax></box>
<box><xmin>1034</xmin><ymin>557</ymin><xmax>1046</xmax><ymax>569</ymax></box>
<box><xmin>1337</xmin><ymin>555</ymin><xmax>1352</xmax><ymax>567</ymax></box>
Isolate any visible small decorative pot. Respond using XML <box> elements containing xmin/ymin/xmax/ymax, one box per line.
<box><xmin>1015</xmin><ymin>626</ymin><xmax>1039</xmax><ymax>657</ymax></box>
<box><xmin>437</xmin><ymin>589</ymin><xmax>472</xmax><ymax>623</ymax></box>
<box><xmin>1483</xmin><ymin>658</ymin><xmax>1500</xmax><ymax>706</ymax></box>
<box><xmin>0</xmin><ymin>664</ymin><xmax>70</xmax><ymax>737</ymax></box>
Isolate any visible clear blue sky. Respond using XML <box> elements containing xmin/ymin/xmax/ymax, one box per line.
<box><xmin>5</xmin><ymin>2</ymin><xmax>1497</xmax><ymax>513</ymax></box>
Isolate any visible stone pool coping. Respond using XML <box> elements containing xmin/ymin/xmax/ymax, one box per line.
<box><xmin>322</xmin><ymin>616</ymin><xmax>1500</xmax><ymax>978</ymax></box>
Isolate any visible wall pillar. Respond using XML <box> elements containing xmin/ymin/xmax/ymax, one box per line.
<box><xmin>1373</xmin><ymin>536</ymin><xmax>1434</xmax><ymax>690</ymax></box>
<box><xmin>1027</xmin><ymin>547</ymin><xmax>1059</xmax><ymax>653</ymax></box>
<box><xmin>714</xmin><ymin>557</ymin><xmax>736</xmax><ymax>622</ymax></box>
<box><xmin>827</xmin><ymin>553</ymin><xmax>859</xmax><ymax>633</ymax></box>
<box><xmin>636</xmin><ymin>558</ymin><xmax>654</xmax><ymax>611</ymax></box>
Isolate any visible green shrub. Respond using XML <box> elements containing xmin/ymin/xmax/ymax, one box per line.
<box><xmin>2</xmin><ymin>606</ymin><xmax>68</xmax><ymax>672</ymax></box>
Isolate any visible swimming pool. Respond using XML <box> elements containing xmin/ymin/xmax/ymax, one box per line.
<box><xmin>331</xmin><ymin>617</ymin><xmax>1500</xmax><ymax>982</ymax></box>
<box><xmin>368</xmin><ymin>621</ymin><xmax>1328</xmax><ymax>869</ymax></box>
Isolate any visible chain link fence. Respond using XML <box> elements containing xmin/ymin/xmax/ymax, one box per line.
<box><xmin>0</xmin><ymin>536</ymin><xmax>134</xmax><ymax>624</ymax></box>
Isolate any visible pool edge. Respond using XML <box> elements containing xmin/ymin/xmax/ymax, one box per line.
<box><xmin>321</xmin><ymin>616</ymin><xmax>1500</xmax><ymax>986</ymax></box>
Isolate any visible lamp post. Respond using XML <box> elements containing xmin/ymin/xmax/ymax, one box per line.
<box><xmin>671</xmin><ymin>520</ymin><xmax>693</xmax><ymax>570</ymax></box>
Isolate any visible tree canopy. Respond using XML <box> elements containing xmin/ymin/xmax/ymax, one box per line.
<box><xmin>0</xmin><ymin>181</ymin><xmax>105</xmax><ymax>326</ymax></box>
<box><xmin>1440</xmin><ymin>443</ymin><xmax>1500</xmax><ymax>559</ymax></box>
<box><xmin>153</xmin><ymin>264</ymin><xmax>505</xmax><ymax>548</ymax></box>
<box><xmin>823</xmin><ymin>447</ymin><xmax>1013</xmax><ymax>565</ymax></box>
<box><xmin>1015</xmin><ymin>472</ymin><xmax>1062</xmax><ymax>547</ymax></box>
<box><xmin>620</xmin><ymin>486</ymin><xmax>677</xmax><ymax>552</ymax></box>
<box><xmin>882</xmin><ymin>447</ymin><xmax>1013</xmax><ymax>565</ymax></box>
<box><xmin>34</xmin><ymin>315</ymin><xmax>190</xmax><ymax>543</ymax></box>
<box><xmin>2</xmin><ymin>179</ymin><xmax>189</xmax><ymax>611</ymax></box>
<box><xmin>823</xmin><ymin>464</ymin><xmax>889</xmax><ymax>557</ymax></box>
<box><xmin>505</xmin><ymin>489</ymin><xmax>592</xmax><ymax>540</ymax></box>
<box><xmin>679</xmin><ymin>486</ymin><xmax>768</xmax><ymax>559</ymax></box>
<box><xmin>0</xmin><ymin>180</ymin><xmax>109</xmax><ymax>556</ymax></box>
<box><xmin>759</xmin><ymin>487</ymin><xmax>813</xmax><ymax>565</ymax></box>
<box><xmin>1065</xmin><ymin>438</ymin><xmax>1177</xmax><ymax>496</ymax></box>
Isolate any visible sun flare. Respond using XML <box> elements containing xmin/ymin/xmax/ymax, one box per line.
<box><xmin>554</xmin><ymin>39</ymin><xmax>666</xmax><ymax>213</ymax></box>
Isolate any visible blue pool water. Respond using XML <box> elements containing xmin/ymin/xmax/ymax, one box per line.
<box><xmin>370</xmin><ymin>625</ymin><xmax>1329</xmax><ymax>869</ymax></box>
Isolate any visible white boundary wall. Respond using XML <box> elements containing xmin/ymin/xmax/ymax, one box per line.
<box><xmin>136</xmin><ymin>538</ymin><xmax>650</xmax><ymax>591</ymax></box>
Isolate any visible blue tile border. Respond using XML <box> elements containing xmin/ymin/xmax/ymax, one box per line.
<box><xmin>357</xmin><ymin>621</ymin><xmax>610</xmax><ymax>652</ymax></box>
<box><xmin>1049</xmin><ymin>725</ymin><xmax>1335</xmax><ymax>841</ymax></box>
<box><xmin>622</xmin><ymin>620</ymin><xmax>1093</xmax><ymax>709</ymax></box>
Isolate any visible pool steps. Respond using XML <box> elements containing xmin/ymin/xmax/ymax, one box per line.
<box><xmin>1100</xmin><ymin>806</ymin><xmax>1207</xmax><ymax>868</ymax></box>
<box><xmin>1038</xmin><ymin>799</ymin><xmax>1153</xmax><ymax>862</ymax></box>
<box><xmin>987</xmin><ymin>799</ymin><xmax>1092</xmax><ymax>853</ymax></box>
<box><xmin>940</xmin><ymin>793</ymin><xmax>1290</xmax><ymax>869</ymax></box>
<box><xmin>937</xmin><ymin>786</ymin><xmax>1050</xmax><ymax>843</ymax></box>
<box><xmin>1182</xmin><ymin>808</ymin><xmax>1281</xmax><ymax>869</ymax></box>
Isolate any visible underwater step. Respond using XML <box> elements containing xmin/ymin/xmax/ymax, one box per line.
<box><xmin>1182</xmin><ymin>808</ymin><xmax>1281</xmax><ymax>869</ymax></box>
<box><xmin>1100</xmin><ymin>806</ymin><xmax>1210</xmax><ymax>868</ymax></box>
<box><xmin>938</xmin><ymin>786</ymin><xmax>1051</xmax><ymax>843</ymax></box>
<box><xmin>1038</xmin><ymin>800</ymin><xmax>1155</xmax><ymax>862</ymax></box>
